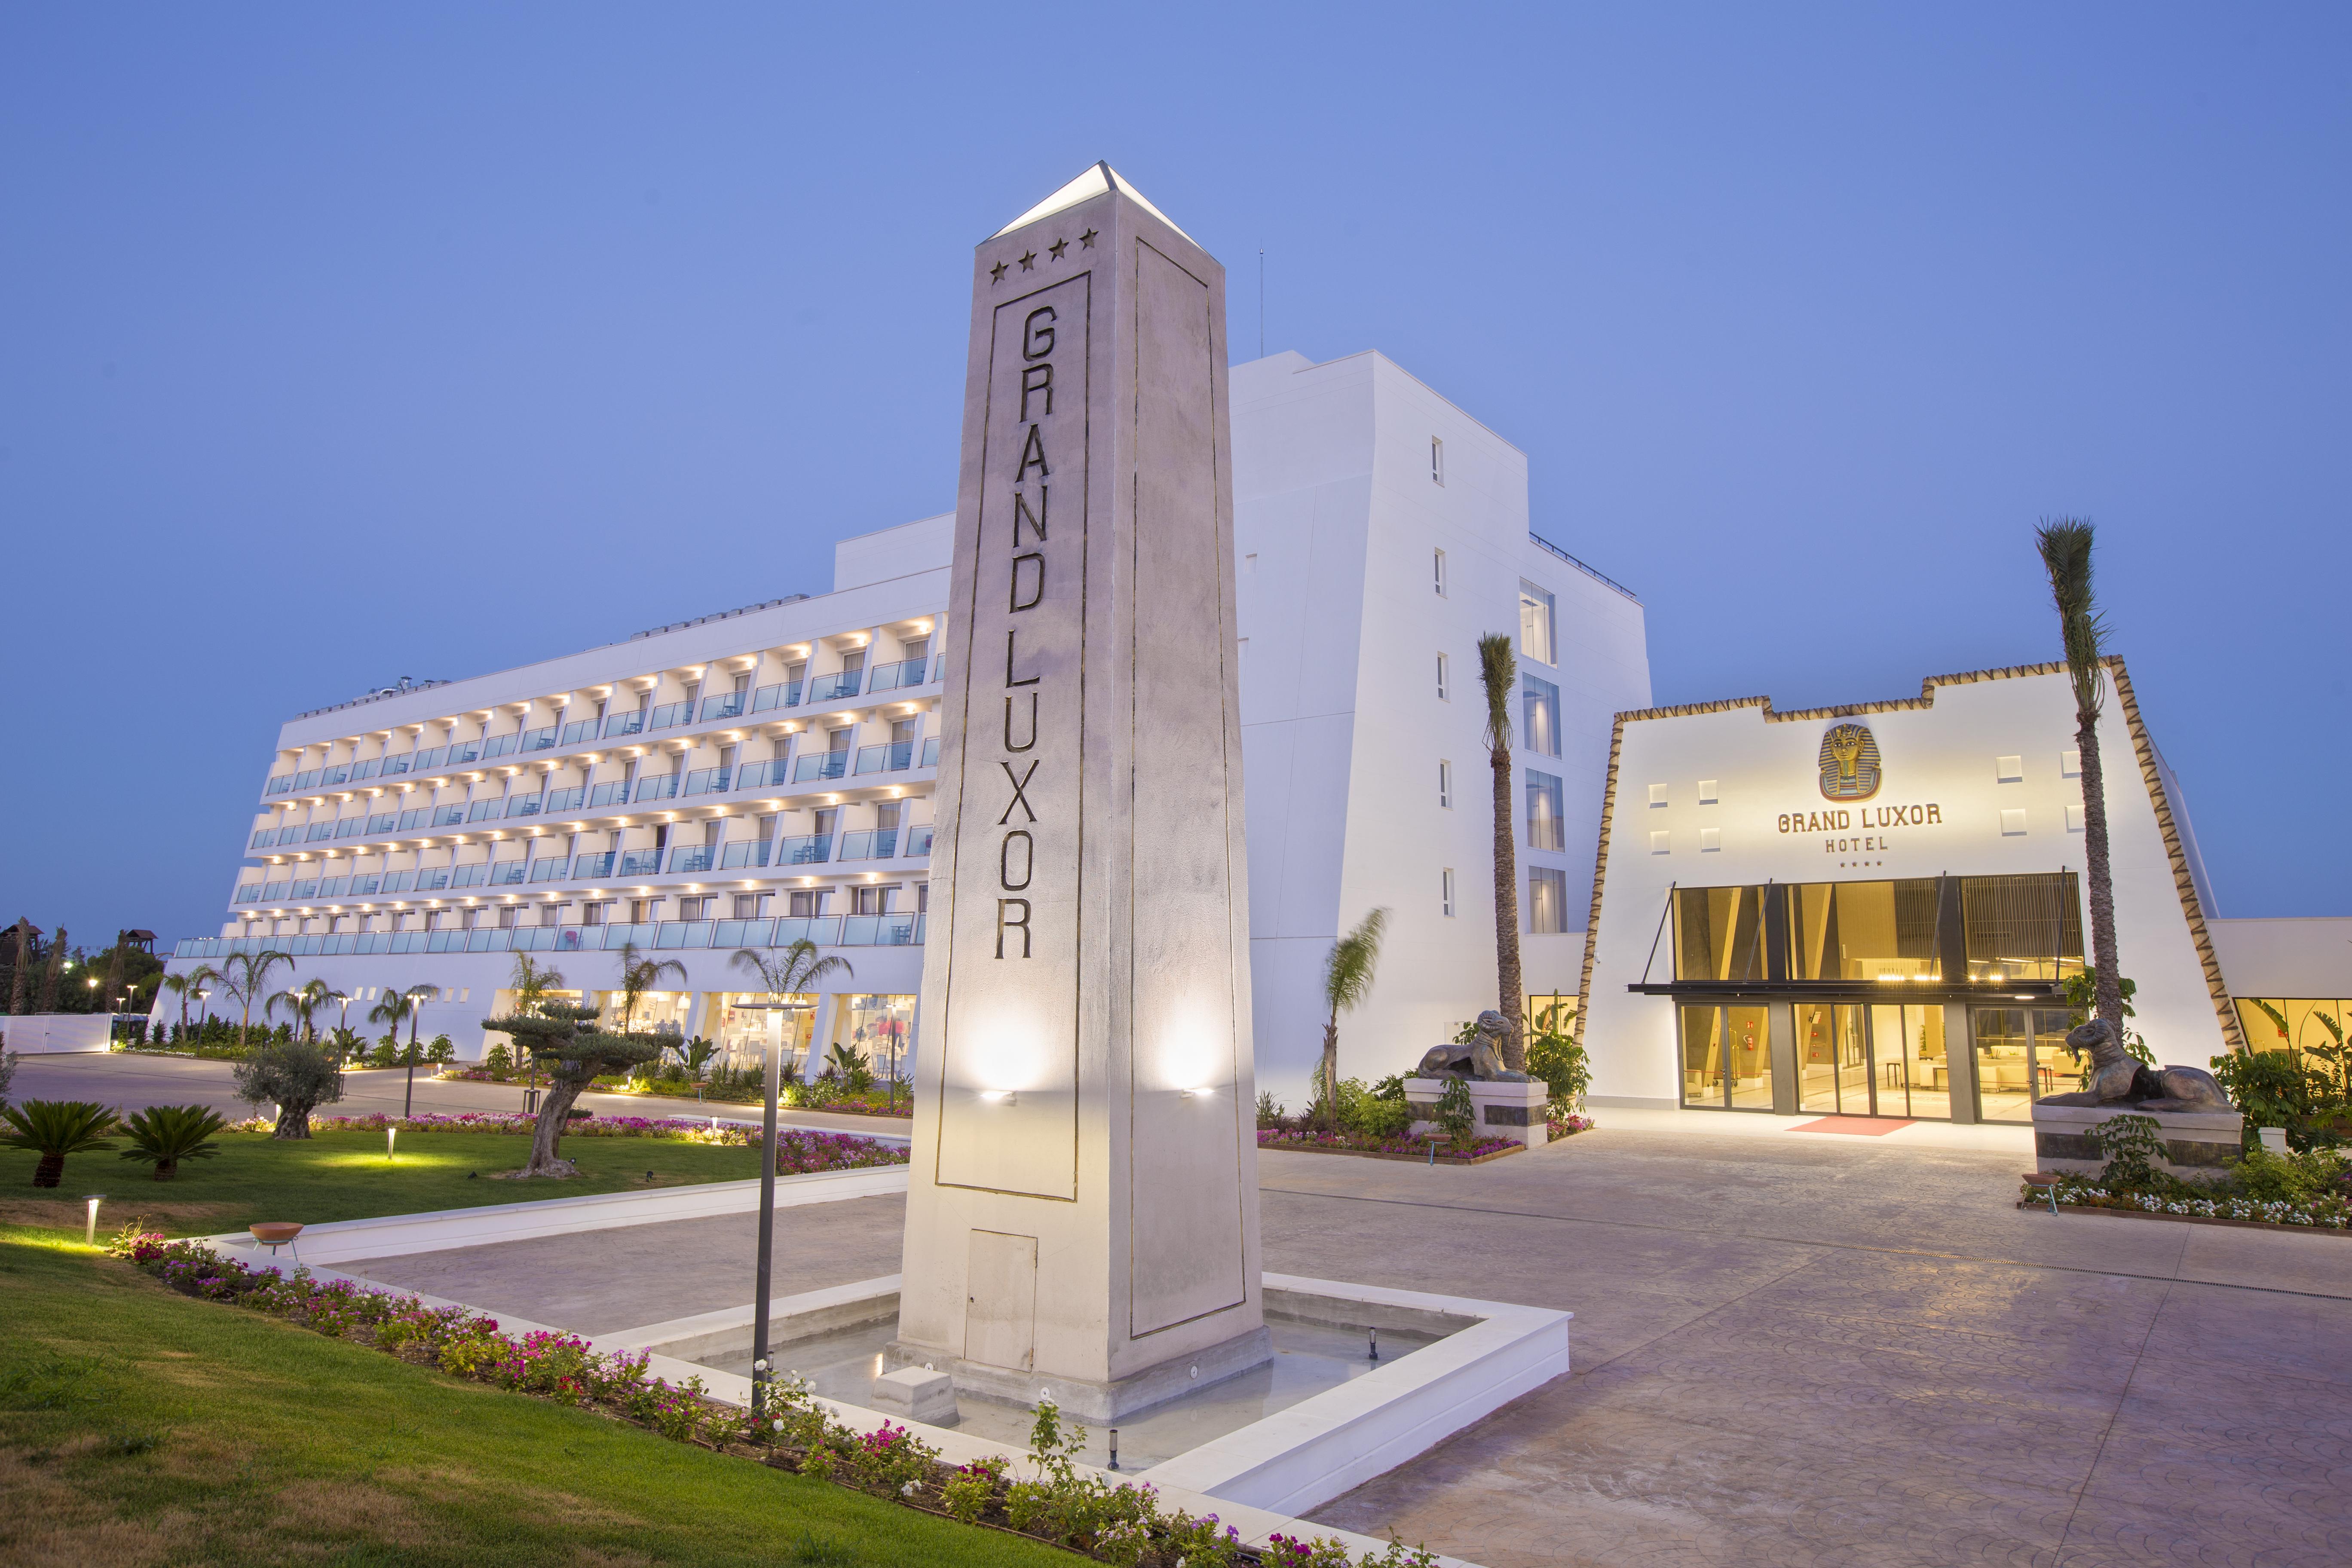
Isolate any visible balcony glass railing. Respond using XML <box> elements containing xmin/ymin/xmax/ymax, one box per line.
<box><xmin>336</xmin><ymin>819</ymin><xmax>363</xmax><ymax>839</ymax></box>
<box><xmin>618</xmin><ymin>848</ymin><xmax>662</xmax><ymax>876</ymax></box>
<box><xmin>318</xmin><ymin>876</ymin><xmax>349</xmax><ymax>897</ymax></box>
<box><xmin>482</xmin><ymin>734</ymin><xmax>518</xmax><ymax>760</ymax></box>
<box><xmin>648</xmin><ymin>701</ymin><xmax>692</xmax><ymax>731</ymax></box>
<box><xmin>587</xmin><ymin>781</ymin><xmax>628</xmax><ymax>808</ymax></box>
<box><xmin>433</xmin><ymin>805</ymin><xmax>466</xmax><ymax>827</ymax></box>
<box><xmin>352</xmin><ymin>758</ymin><xmax>382</xmax><ymax>782</ymax></box>
<box><xmin>603</xmin><ymin>711</ymin><xmax>646</xmax><ymax>738</ymax></box>
<box><xmin>520</xmin><ymin>726</ymin><xmax>558</xmax><ymax>753</ymax></box>
<box><xmin>490</xmin><ymin>862</ymin><xmax>527</xmax><ymax>886</ymax></box>
<box><xmin>701</xmin><ymin>692</ymin><xmax>747</xmax><ymax>722</ymax></box>
<box><xmin>294</xmin><ymin>769</ymin><xmax>322</xmax><ymax>790</ymax></box>
<box><xmin>751</xmin><ymin>680</ymin><xmax>802</xmax><ymax>712</ymax></box>
<box><xmin>349</xmin><ymin>874</ymin><xmax>380</xmax><ymax>895</ymax></box>
<box><xmin>904</xmin><ymin>822</ymin><xmax>935</xmax><ymax>857</ymax></box>
<box><xmin>854</xmin><ymin>741</ymin><xmax>916</xmax><ymax>775</ymax></box>
<box><xmin>175</xmin><ymin>913</ymin><xmax>925</xmax><ymax>962</ymax></box>
<box><xmin>306</xmin><ymin>822</ymin><xmax>335</xmax><ymax>841</ymax></box>
<box><xmin>250</xmin><ymin>831</ymin><xmax>273</xmax><ymax>850</ymax></box>
<box><xmin>793</xmin><ymin>751</ymin><xmax>849</xmax><ymax>782</ymax></box>
<box><xmin>544</xmin><ymin>786</ymin><xmax>585</xmax><ymax>812</ymax></box>
<box><xmin>415</xmin><ymin>746</ymin><xmax>448</xmax><ymax>769</ymax></box>
<box><xmin>450</xmin><ymin>864</ymin><xmax>489</xmax><ymax>888</ymax></box>
<box><xmin>841</xmin><ymin>828</ymin><xmax>901</xmax><ymax>862</ymax></box>
<box><xmin>266</xmin><ymin>774</ymin><xmax>294</xmax><ymax>795</ymax></box>
<box><xmin>530</xmin><ymin>857</ymin><xmax>571</xmax><ymax>882</ymax></box>
<box><xmin>634</xmin><ymin>774</ymin><xmax>681</xmax><ymax>803</ymax></box>
<box><xmin>468</xmin><ymin>799</ymin><xmax>501</xmax><ymax>822</ymax></box>
<box><xmin>262</xmin><ymin>881</ymin><xmax>291</xmax><ymax>900</ymax></box>
<box><xmin>921</xmin><ymin>735</ymin><xmax>940</xmax><ymax>768</ymax></box>
<box><xmin>561</xmin><ymin>720</ymin><xmax>597</xmax><ymax>745</ymax></box>
<box><xmin>275</xmin><ymin>826</ymin><xmax>303</xmax><ymax>845</ymax></box>
<box><xmin>683</xmin><ymin>766</ymin><xmax>731</xmax><ymax>797</ymax></box>
<box><xmin>234</xmin><ymin>884</ymin><xmax>262</xmax><ymax>903</ymax></box>
<box><xmin>381</xmin><ymin>872</ymin><xmax>414</xmax><ymax>893</ymax></box>
<box><xmin>368</xmin><ymin>813</ymin><xmax>398</xmax><ymax>833</ymax></box>
<box><xmin>779</xmin><ymin>833</ymin><xmax>833</xmax><ymax>865</ymax></box>
<box><xmin>572</xmin><ymin>852</ymin><xmax>614</xmax><ymax>879</ymax></box>
<box><xmin>807</xmin><ymin>670</ymin><xmax>863</xmax><ymax>702</ymax></box>
<box><xmin>720</xmin><ymin>839</ymin><xmax>772</xmax><ymax>869</ymax></box>
<box><xmin>504</xmin><ymin>793</ymin><xmax>543</xmax><ymax>818</ymax></box>
<box><xmin>864</xmin><ymin>656</ymin><xmax>935</xmax><ymax>694</ymax></box>
<box><xmin>667</xmin><ymin>845</ymin><xmax>716</xmax><ymax>874</ymax></box>
<box><xmin>397</xmin><ymin>808</ymin><xmax>426</xmax><ymax>831</ymax></box>
<box><xmin>448</xmin><ymin>741</ymin><xmax>482</xmax><ymax>765</ymax></box>
<box><xmin>732</xmin><ymin>759</ymin><xmax>787</xmax><ymax>790</ymax></box>
<box><xmin>383</xmin><ymin>753</ymin><xmax>413</xmax><ymax>777</ymax></box>
<box><xmin>321</xmin><ymin>764</ymin><xmax>351</xmax><ymax>786</ymax></box>
<box><xmin>414</xmin><ymin>867</ymin><xmax>451</xmax><ymax>891</ymax></box>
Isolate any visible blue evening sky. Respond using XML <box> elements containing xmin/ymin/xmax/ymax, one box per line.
<box><xmin>3</xmin><ymin>5</ymin><xmax>2346</xmax><ymax>948</ymax></box>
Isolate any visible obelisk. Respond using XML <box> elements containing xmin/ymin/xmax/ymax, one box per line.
<box><xmin>891</xmin><ymin>164</ymin><xmax>1266</xmax><ymax>1419</ymax></box>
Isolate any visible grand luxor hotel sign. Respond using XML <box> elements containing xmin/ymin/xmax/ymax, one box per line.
<box><xmin>1776</xmin><ymin>722</ymin><xmax>1945</xmax><ymax>853</ymax></box>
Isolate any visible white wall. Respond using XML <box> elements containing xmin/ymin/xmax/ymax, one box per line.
<box><xmin>2209</xmin><ymin>917</ymin><xmax>2352</xmax><ymax>1001</ymax></box>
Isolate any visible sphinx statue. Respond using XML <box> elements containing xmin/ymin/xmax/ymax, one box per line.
<box><xmin>1415</xmin><ymin>1010</ymin><xmax>1534</xmax><ymax>1083</ymax></box>
<box><xmin>2037</xmin><ymin>1018</ymin><xmax>2233</xmax><ymax>1112</ymax></box>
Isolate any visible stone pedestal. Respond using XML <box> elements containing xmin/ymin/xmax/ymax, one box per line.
<box><xmin>894</xmin><ymin>165</ymin><xmax>1266</xmax><ymax>1421</ymax></box>
<box><xmin>1404</xmin><ymin>1078</ymin><xmax>1550</xmax><ymax>1148</ymax></box>
<box><xmin>870</xmin><ymin>1365</ymin><xmax>959</xmax><ymax>1426</ymax></box>
<box><xmin>2030</xmin><ymin>1102</ymin><xmax>2245</xmax><ymax>1176</ymax></box>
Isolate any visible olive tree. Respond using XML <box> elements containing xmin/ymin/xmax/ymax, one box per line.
<box><xmin>232</xmin><ymin>1035</ymin><xmax>348</xmax><ymax>1138</ymax></box>
<box><xmin>484</xmin><ymin>1001</ymin><xmax>664</xmax><ymax>1177</ymax></box>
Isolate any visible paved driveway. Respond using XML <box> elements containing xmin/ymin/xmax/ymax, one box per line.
<box><xmin>3</xmin><ymin>1050</ymin><xmax>908</xmax><ymax>1138</ymax></box>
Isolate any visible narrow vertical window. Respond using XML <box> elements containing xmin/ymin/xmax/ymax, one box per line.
<box><xmin>1430</xmin><ymin>437</ymin><xmax>1445</xmax><ymax>486</ymax></box>
<box><xmin>1518</xmin><ymin>579</ymin><xmax>1556</xmax><ymax>665</ymax></box>
<box><xmin>1438</xmin><ymin>759</ymin><xmax>1453</xmax><ymax>809</ymax></box>
<box><xmin>1441</xmin><ymin>868</ymin><xmax>1457</xmax><ymax>918</ymax></box>
<box><xmin>1436</xmin><ymin>652</ymin><xmax>1449</xmax><ymax>701</ymax></box>
<box><xmin>1433</xmin><ymin>548</ymin><xmax>1448</xmax><ymax>597</ymax></box>
<box><xmin>1528</xmin><ymin>867</ymin><xmax>1568</xmax><ymax>934</ymax></box>
<box><xmin>1522</xmin><ymin>674</ymin><xmax>1562</xmax><ymax>758</ymax></box>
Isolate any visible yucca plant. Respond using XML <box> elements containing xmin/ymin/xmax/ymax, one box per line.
<box><xmin>119</xmin><ymin>1104</ymin><xmax>229</xmax><ymax>1180</ymax></box>
<box><xmin>2</xmin><ymin>1099</ymin><xmax>120</xmax><ymax>1188</ymax></box>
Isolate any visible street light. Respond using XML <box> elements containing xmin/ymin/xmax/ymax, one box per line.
<box><xmin>729</xmin><ymin>999</ymin><xmax>794</xmax><ymax>1416</ymax></box>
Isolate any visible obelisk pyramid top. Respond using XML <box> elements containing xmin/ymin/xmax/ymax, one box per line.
<box><xmin>989</xmin><ymin>161</ymin><xmax>1197</xmax><ymax>245</ymax></box>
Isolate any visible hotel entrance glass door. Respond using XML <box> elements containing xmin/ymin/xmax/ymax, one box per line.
<box><xmin>1793</xmin><ymin>1002</ymin><xmax>1949</xmax><ymax>1119</ymax></box>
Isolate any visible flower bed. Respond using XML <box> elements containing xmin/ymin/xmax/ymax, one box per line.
<box><xmin>108</xmin><ymin>1232</ymin><xmax>1435</xmax><ymax>1568</ymax></box>
<box><xmin>226</xmin><ymin>1112</ymin><xmax>907</xmax><ymax>1173</ymax></box>
<box><xmin>1256</xmin><ymin>1128</ymin><xmax>1523</xmax><ymax>1164</ymax></box>
<box><xmin>2020</xmin><ymin>1173</ymin><xmax>2352</xmax><ymax>1231</ymax></box>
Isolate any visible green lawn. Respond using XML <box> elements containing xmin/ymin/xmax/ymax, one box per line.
<box><xmin>0</xmin><ymin>1227</ymin><xmax>1064</xmax><ymax>1566</ymax></box>
<box><xmin>0</xmin><ymin>1129</ymin><xmax>772</xmax><ymax>1241</ymax></box>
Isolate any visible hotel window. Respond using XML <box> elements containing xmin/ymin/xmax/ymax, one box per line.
<box><xmin>853</xmin><ymin>885</ymin><xmax>891</xmax><ymax>916</ymax></box>
<box><xmin>1433</xmin><ymin>548</ymin><xmax>1448</xmax><ymax>597</ymax></box>
<box><xmin>1438</xmin><ymin>759</ymin><xmax>1454</xmax><ymax>809</ymax></box>
<box><xmin>1430</xmin><ymin>437</ymin><xmax>1445</xmax><ymax>485</ymax></box>
<box><xmin>1528</xmin><ymin>867</ymin><xmax>1569</xmax><ymax>934</ymax></box>
<box><xmin>734</xmin><ymin>892</ymin><xmax>768</xmax><ymax>919</ymax></box>
<box><xmin>1441</xmin><ymin>868</ymin><xmax>1457</xmax><ymax>918</ymax></box>
<box><xmin>788</xmin><ymin>889</ymin><xmax>827</xmax><ymax>918</ymax></box>
<box><xmin>677</xmin><ymin>896</ymin><xmax>713</xmax><ymax>922</ymax></box>
<box><xmin>1435</xmin><ymin>652</ymin><xmax>1450</xmax><ymax>701</ymax></box>
<box><xmin>497</xmin><ymin>906</ymin><xmax>519</xmax><ymax>930</ymax></box>
<box><xmin>582</xmin><ymin>902</ymin><xmax>608</xmax><ymax>926</ymax></box>
<box><xmin>1522</xmin><ymin>674</ymin><xmax>1561</xmax><ymax>757</ymax></box>
<box><xmin>1518</xmin><ymin>579</ymin><xmax>1556</xmax><ymax>666</ymax></box>
<box><xmin>1525</xmin><ymin>769</ymin><xmax>1565</xmax><ymax>851</ymax></box>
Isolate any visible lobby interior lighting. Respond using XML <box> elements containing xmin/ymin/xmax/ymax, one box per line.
<box><xmin>979</xmin><ymin>1089</ymin><xmax>1017</xmax><ymax>1106</ymax></box>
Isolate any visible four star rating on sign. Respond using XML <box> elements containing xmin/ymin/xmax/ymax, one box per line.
<box><xmin>989</xmin><ymin>228</ymin><xmax>1097</xmax><ymax>284</ymax></box>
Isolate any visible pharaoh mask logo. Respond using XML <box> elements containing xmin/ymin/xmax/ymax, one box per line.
<box><xmin>1818</xmin><ymin>722</ymin><xmax>1882</xmax><ymax>802</ymax></box>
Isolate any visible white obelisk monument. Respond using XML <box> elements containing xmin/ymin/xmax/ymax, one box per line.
<box><xmin>892</xmin><ymin>164</ymin><xmax>1266</xmax><ymax>1419</ymax></box>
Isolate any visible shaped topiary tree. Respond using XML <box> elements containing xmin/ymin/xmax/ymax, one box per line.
<box><xmin>484</xmin><ymin>1001</ymin><xmax>664</xmax><ymax>1177</ymax></box>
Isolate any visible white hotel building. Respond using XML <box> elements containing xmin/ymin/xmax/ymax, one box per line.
<box><xmin>161</xmin><ymin>349</ymin><xmax>1653</xmax><ymax>1104</ymax></box>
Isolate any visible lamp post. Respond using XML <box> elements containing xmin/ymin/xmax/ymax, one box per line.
<box><xmin>731</xmin><ymin>1000</ymin><xmax>792</xmax><ymax>1416</ymax></box>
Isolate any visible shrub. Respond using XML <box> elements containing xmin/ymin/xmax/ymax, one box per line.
<box><xmin>2090</xmin><ymin>1114</ymin><xmax>2165</xmax><ymax>1185</ymax></box>
<box><xmin>1525</xmin><ymin>1001</ymin><xmax>1590</xmax><ymax>1113</ymax></box>
<box><xmin>484</xmin><ymin>1042</ymin><xmax>514</xmax><ymax>1074</ymax></box>
<box><xmin>426</xmin><ymin>1034</ymin><xmax>456</xmax><ymax>1066</ymax></box>
<box><xmin>2232</xmin><ymin>1145</ymin><xmax>2346</xmax><ymax>1204</ymax></box>
<box><xmin>117</xmin><ymin>1104</ymin><xmax>229</xmax><ymax>1180</ymax></box>
<box><xmin>1256</xmin><ymin>1090</ymin><xmax>1283</xmax><ymax>1128</ymax></box>
<box><xmin>0</xmin><ymin>1049</ymin><xmax>16</xmax><ymax>1109</ymax></box>
<box><xmin>368</xmin><ymin>1035</ymin><xmax>400</xmax><ymax>1069</ymax></box>
<box><xmin>1434</xmin><ymin>1077</ymin><xmax>1475</xmax><ymax>1148</ymax></box>
<box><xmin>2</xmin><ymin>1099</ymin><xmax>120</xmax><ymax>1188</ymax></box>
<box><xmin>2210</xmin><ymin>1049</ymin><xmax>2323</xmax><ymax>1131</ymax></box>
<box><xmin>233</xmin><ymin>1037</ymin><xmax>346</xmax><ymax>1138</ymax></box>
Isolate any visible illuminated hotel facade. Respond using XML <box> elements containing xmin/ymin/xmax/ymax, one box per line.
<box><xmin>158</xmin><ymin>349</ymin><xmax>1653</xmax><ymax>1102</ymax></box>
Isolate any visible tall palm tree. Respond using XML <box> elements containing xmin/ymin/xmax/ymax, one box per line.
<box><xmin>369</xmin><ymin>983</ymin><xmax>435</xmax><ymax>1117</ymax></box>
<box><xmin>1476</xmin><ymin>632</ymin><xmax>1526</xmax><ymax>1072</ymax></box>
<box><xmin>509</xmin><ymin>953</ymin><xmax>566</xmax><ymax>1017</ymax></box>
<box><xmin>1318</xmin><ymin>907</ymin><xmax>1390</xmax><ymax>1129</ymax></box>
<box><xmin>730</xmin><ymin>940</ymin><xmax>852</xmax><ymax>1086</ymax></box>
<box><xmin>613</xmin><ymin>941</ymin><xmax>686</xmax><ymax>1033</ymax></box>
<box><xmin>160</xmin><ymin>966</ymin><xmax>215</xmax><ymax>1036</ymax></box>
<box><xmin>2037</xmin><ymin>519</ymin><xmax>2124</xmax><ymax>1027</ymax></box>
<box><xmin>213</xmin><ymin>949</ymin><xmax>294</xmax><ymax>1048</ymax></box>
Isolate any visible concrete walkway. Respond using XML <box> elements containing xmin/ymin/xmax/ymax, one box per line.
<box><xmin>5</xmin><ymin>1051</ymin><xmax>911</xmax><ymax>1139</ymax></box>
<box><xmin>305</xmin><ymin>1119</ymin><xmax>2346</xmax><ymax>1566</ymax></box>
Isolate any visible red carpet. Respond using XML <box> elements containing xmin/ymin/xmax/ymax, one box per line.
<box><xmin>1788</xmin><ymin>1116</ymin><xmax>1914</xmax><ymax>1136</ymax></box>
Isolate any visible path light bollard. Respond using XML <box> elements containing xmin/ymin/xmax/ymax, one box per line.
<box><xmin>84</xmin><ymin>1195</ymin><xmax>104</xmax><ymax>1245</ymax></box>
<box><xmin>1107</xmin><ymin>1428</ymin><xmax>1119</xmax><ymax>1471</ymax></box>
<box><xmin>387</xmin><ymin>1126</ymin><xmax>398</xmax><ymax>1162</ymax></box>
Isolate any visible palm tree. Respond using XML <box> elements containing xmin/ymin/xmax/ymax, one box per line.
<box><xmin>2</xmin><ymin>1099</ymin><xmax>119</xmax><ymax>1188</ymax></box>
<box><xmin>2037</xmin><ymin>519</ymin><xmax>2124</xmax><ymax>1029</ymax></box>
<box><xmin>509</xmin><ymin>954</ymin><xmax>566</xmax><ymax>1018</ymax></box>
<box><xmin>118</xmin><ymin>1104</ymin><xmax>230</xmax><ymax>1180</ymax></box>
<box><xmin>730</xmin><ymin>941</ymin><xmax>851</xmax><ymax>1086</ymax></box>
<box><xmin>614</xmin><ymin>941</ymin><xmax>687</xmax><ymax>1033</ymax></box>
<box><xmin>213</xmin><ymin>950</ymin><xmax>295</xmax><ymax>1048</ymax></box>
<box><xmin>267</xmin><ymin>977</ymin><xmax>334</xmax><ymax>1043</ymax></box>
<box><xmin>369</xmin><ymin>983</ymin><xmax>435</xmax><ymax>1118</ymax></box>
<box><xmin>159</xmin><ymin>967</ymin><xmax>213</xmax><ymax>1037</ymax></box>
<box><xmin>1476</xmin><ymin>631</ymin><xmax>1526</xmax><ymax>1072</ymax></box>
<box><xmin>1317</xmin><ymin>907</ymin><xmax>1390</xmax><ymax>1129</ymax></box>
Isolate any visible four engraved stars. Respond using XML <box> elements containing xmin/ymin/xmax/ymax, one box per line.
<box><xmin>988</xmin><ymin>228</ymin><xmax>1098</xmax><ymax>284</ymax></box>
